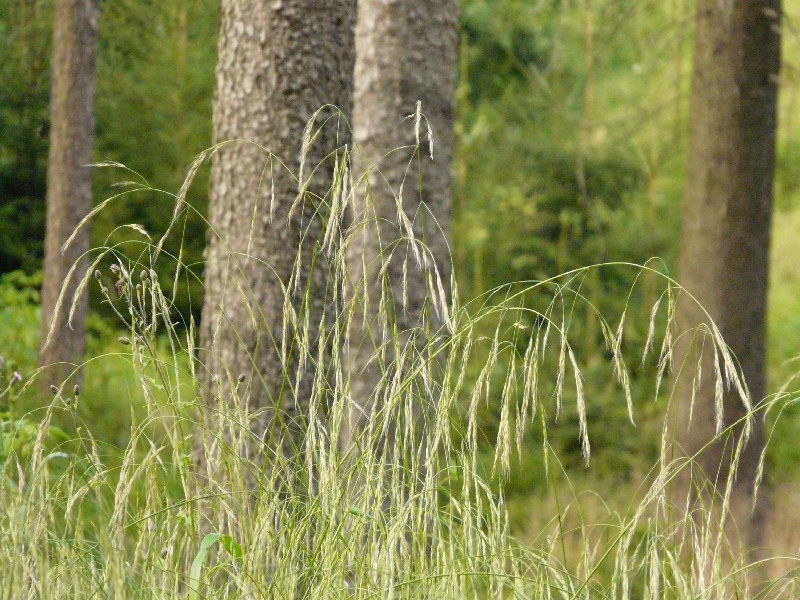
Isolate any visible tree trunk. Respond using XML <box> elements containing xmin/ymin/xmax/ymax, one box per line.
<box><xmin>343</xmin><ymin>0</ymin><xmax>459</xmax><ymax>452</ymax></box>
<box><xmin>40</xmin><ymin>0</ymin><xmax>98</xmax><ymax>388</ymax></box>
<box><xmin>197</xmin><ymin>0</ymin><xmax>355</xmax><ymax>479</ymax></box>
<box><xmin>673</xmin><ymin>0</ymin><xmax>781</xmax><ymax>555</ymax></box>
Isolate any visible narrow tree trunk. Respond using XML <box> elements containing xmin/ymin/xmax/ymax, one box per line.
<box><xmin>40</xmin><ymin>0</ymin><xmax>98</xmax><ymax>388</ymax></box>
<box><xmin>343</xmin><ymin>0</ymin><xmax>459</xmax><ymax>451</ymax></box>
<box><xmin>197</xmin><ymin>0</ymin><xmax>355</xmax><ymax>477</ymax></box>
<box><xmin>673</xmin><ymin>0</ymin><xmax>781</xmax><ymax>555</ymax></box>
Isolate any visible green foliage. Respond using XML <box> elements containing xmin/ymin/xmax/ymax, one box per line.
<box><xmin>93</xmin><ymin>0</ymin><xmax>219</xmax><ymax>323</ymax></box>
<box><xmin>0</xmin><ymin>271</ymin><xmax>42</xmax><ymax>373</ymax></box>
<box><xmin>0</xmin><ymin>0</ymin><xmax>52</xmax><ymax>273</ymax></box>
<box><xmin>0</xmin><ymin>411</ymin><xmax>70</xmax><ymax>468</ymax></box>
<box><xmin>461</xmin><ymin>0</ymin><xmax>550</xmax><ymax>103</ymax></box>
<box><xmin>457</xmin><ymin>0</ymin><xmax>687</xmax><ymax>292</ymax></box>
<box><xmin>456</xmin><ymin>0</ymin><xmax>689</xmax><ymax>482</ymax></box>
<box><xmin>0</xmin><ymin>333</ymin><xmax>70</xmax><ymax>476</ymax></box>
<box><xmin>0</xmin><ymin>0</ymin><xmax>218</xmax><ymax>323</ymax></box>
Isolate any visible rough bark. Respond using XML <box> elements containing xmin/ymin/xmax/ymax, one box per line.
<box><xmin>673</xmin><ymin>0</ymin><xmax>781</xmax><ymax>555</ymax></box>
<box><xmin>343</xmin><ymin>0</ymin><xmax>459</xmax><ymax>450</ymax></box>
<box><xmin>40</xmin><ymin>0</ymin><xmax>98</xmax><ymax>388</ymax></box>
<box><xmin>197</xmin><ymin>0</ymin><xmax>355</xmax><ymax>476</ymax></box>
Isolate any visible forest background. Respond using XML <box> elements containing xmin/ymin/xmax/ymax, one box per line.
<box><xmin>1</xmin><ymin>0</ymin><xmax>800</xmax><ymax>562</ymax></box>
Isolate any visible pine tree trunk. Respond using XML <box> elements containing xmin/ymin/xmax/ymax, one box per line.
<box><xmin>343</xmin><ymin>0</ymin><xmax>459</xmax><ymax>449</ymax></box>
<box><xmin>673</xmin><ymin>0</ymin><xmax>781</xmax><ymax>554</ymax></box>
<box><xmin>197</xmin><ymin>0</ymin><xmax>355</xmax><ymax>474</ymax></box>
<box><xmin>40</xmin><ymin>0</ymin><xmax>98</xmax><ymax>388</ymax></box>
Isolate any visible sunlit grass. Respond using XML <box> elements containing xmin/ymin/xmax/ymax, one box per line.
<box><xmin>0</xmin><ymin>113</ymin><xmax>798</xmax><ymax>598</ymax></box>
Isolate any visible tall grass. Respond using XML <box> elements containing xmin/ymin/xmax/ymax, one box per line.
<box><xmin>1</xmin><ymin>112</ymin><xmax>796</xmax><ymax>598</ymax></box>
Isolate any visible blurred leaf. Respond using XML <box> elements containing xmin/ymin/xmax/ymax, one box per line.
<box><xmin>188</xmin><ymin>532</ymin><xmax>244</xmax><ymax>600</ymax></box>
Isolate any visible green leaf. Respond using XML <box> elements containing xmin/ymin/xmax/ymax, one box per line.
<box><xmin>188</xmin><ymin>533</ymin><xmax>243</xmax><ymax>600</ymax></box>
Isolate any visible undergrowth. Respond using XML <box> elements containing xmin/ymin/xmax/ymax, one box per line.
<box><xmin>0</xmin><ymin>111</ymin><xmax>796</xmax><ymax>599</ymax></box>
